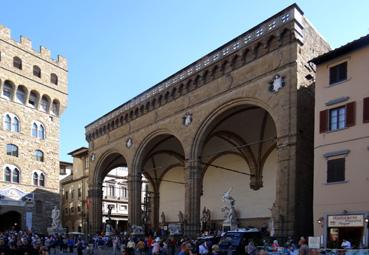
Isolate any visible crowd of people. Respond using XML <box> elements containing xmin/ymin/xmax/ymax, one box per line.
<box><xmin>0</xmin><ymin>229</ymin><xmax>359</xmax><ymax>255</ymax></box>
<box><xmin>0</xmin><ymin>229</ymin><xmax>86</xmax><ymax>255</ymax></box>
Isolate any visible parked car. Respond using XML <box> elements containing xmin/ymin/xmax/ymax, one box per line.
<box><xmin>219</xmin><ymin>228</ymin><xmax>262</xmax><ymax>255</ymax></box>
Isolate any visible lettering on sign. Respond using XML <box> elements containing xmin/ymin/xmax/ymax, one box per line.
<box><xmin>328</xmin><ymin>215</ymin><xmax>364</xmax><ymax>227</ymax></box>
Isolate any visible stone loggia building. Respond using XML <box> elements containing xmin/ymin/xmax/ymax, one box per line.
<box><xmin>0</xmin><ymin>25</ymin><xmax>68</xmax><ymax>233</ymax></box>
<box><xmin>85</xmin><ymin>4</ymin><xmax>330</xmax><ymax>237</ymax></box>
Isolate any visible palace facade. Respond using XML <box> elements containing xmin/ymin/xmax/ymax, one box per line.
<box><xmin>0</xmin><ymin>25</ymin><xmax>68</xmax><ymax>233</ymax></box>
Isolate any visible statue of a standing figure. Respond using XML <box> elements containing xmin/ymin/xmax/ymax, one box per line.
<box><xmin>51</xmin><ymin>206</ymin><xmax>61</xmax><ymax>228</ymax></box>
<box><xmin>161</xmin><ymin>211</ymin><xmax>166</xmax><ymax>225</ymax></box>
<box><xmin>178</xmin><ymin>211</ymin><xmax>184</xmax><ymax>224</ymax></box>
<box><xmin>107</xmin><ymin>204</ymin><xmax>114</xmax><ymax>221</ymax></box>
<box><xmin>201</xmin><ymin>207</ymin><xmax>211</xmax><ymax>231</ymax></box>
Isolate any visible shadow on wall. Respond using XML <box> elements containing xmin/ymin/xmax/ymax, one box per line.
<box><xmin>31</xmin><ymin>188</ymin><xmax>60</xmax><ymax>234</ymax></box>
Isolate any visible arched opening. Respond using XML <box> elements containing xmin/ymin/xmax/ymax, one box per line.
<box><xmin>16</xmin><ymin>85</ymin><xmax>27</xmax><ymax>104</ymax></box>
<box><xmin>28</xmin><ymin>90</ymin><xmax>40</xmax><ymax>108</ymax></box>
<box><xmin>136</xmin><ymin>133</ymin><xmax>185</xmax><ymax>232</ymax></box>
<box><xmin>40</xmin><ymin>95</ymin><xmax>50</xmax><ymax>113</ymax></box>
<box><xmin>51</xmin><ymin>99</ymin><xmax>60</xmax><ymax>116</ymax></box>
<box><xmin>196</xmin><ymin>103</ymin><xmax>277</xmax><ymax>233</ymax></box>
<box><xmin>90</xmin><ymin>152</ymin><xmax>129</xmax><ymax>234</ymax></box>
<box><xmin>2</xmin><ymin>80</ymin><xmax>15</xmax><ymax>100</ymax></box>
<box><xmin>0</xmin><ymin>211</ymin><xmax>22</xmax><ymax>231</ymax></box>
<box><xmin>102</xmin><ymin>167</ymin><xmax>130</xmax><ymax>233</ymax></box>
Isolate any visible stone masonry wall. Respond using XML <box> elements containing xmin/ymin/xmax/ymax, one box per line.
<box><xmin>0</xmin><ymin>25</ymin><xmax>68</xmax><ymax>234</ymax></box>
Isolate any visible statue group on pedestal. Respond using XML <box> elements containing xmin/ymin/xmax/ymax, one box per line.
<box><xmin>222</xmin><ymin>187</ymin><xmax>238</xmax><ymax>230</ymax></box>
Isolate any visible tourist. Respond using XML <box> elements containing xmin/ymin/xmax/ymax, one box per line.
<box><xmin>152</xmin><ymin>237</ymin><xmax>161</xmax><ymax>255</ymax></box>
<box><xmin>178</xmin><ymin>242</ymin><xmax>193</xmax><ymax>255</ymax></box>
<box><xmin>272</xmin><ymin>240</ymin><xmax>280</xmax><ymax>251</ymax></box>
<box><xmin>198</xmin><ymin>241</ymin><xmax>209</xmax><ymax>254</ymax></box>
<box><xmin>246</xmin><ymin>239</ymin><xmax>257</xmax><ymax>255</ymax></box>
<box><xmin>341</xmin><ymin>239</ymin><xmax>352</xmax><ymax>249</ymax></box>
<box><xmin>211</xmin><ymin>244</ymin><xmax>220</xmax><ymax>255</ymax></box>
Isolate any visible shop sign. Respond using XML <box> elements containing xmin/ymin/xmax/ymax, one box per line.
<box><xmin>328</xmin><ymin>215</ymin><xmax>364</xmax><ymax>227</ymax></box>
<box><xmin>308</xmin><ymin>236</ymin><xmax>321</xmax><ymax>249</ymax></box>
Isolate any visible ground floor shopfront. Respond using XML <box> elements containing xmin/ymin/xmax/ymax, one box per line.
<box><xmin>316</xmin><ymin>212</ymin><xmax>369</xmax><ymax>248</ymax></box>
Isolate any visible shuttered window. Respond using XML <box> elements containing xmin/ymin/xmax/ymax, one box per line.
<box><xmin>329</xmin><ymin>106</ymin><xmax>346</xmax><ymax>131</ymax></box>
<box><xmin>320</xmin><ymin>110</ymin><xmax>328</xmax><ymax>133</ymax></box>
<box><xmin>364</xmin><ymin>97</ymin><xmax>369</xmax><ymax>123</ymax></box>
<box><xmin>345</xmin><ymin>102</ymin><xmax>356</xmax><ymax>127</ymax></box>
<box><xmin>329</xmin><ymin>62</ymin><xmax>347</xmax><ymax>84</ymax></box>
<box><xmin>327</xmin><ymin>158</ymin><xmax>345</xmax><ymax>183</ymax></box>
<box><xmin>320</xmin><ymin>102</ymin><xmax>356</xmax><ymax>133</ymax></box>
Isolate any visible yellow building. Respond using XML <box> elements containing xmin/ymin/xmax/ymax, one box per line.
<box><xmin>311</xmin><ymin>34</ymin><xmax>369</xmax><ymax>248</ymax></box>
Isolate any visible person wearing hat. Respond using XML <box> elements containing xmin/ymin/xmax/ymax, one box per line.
<box><xmin>152</xmin><ymin>237</ymin><xmax>161</xmax><ymax>255</ymax></box>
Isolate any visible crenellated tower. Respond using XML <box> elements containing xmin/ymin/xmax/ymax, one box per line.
<box><xmin>0</xmin><ymin>24</ymin><xmax>68</xmax><ymax>234</ymax></box>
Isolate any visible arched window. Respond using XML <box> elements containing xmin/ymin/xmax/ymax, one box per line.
<box><xmin>32</xmin><ymin>123</ymin><xmax>38</xmax><ymax>137</ymax></box>
<box><xmin>4</xmin><ymin>165</ymin><xmax>21</xmax><ymax>183</ymax></box>
<box><xmin>51</xmin><ymin>100</ymin><xmax>60</xmax><ymax>116</ymax></box>
<box><xmin>33</xmin><ymin>172</ymin><xmax>38</xmax><ymax>186</ymax></box>
<box><xmin>40</xmin><ymin>96</ymin><xmax>49</xmax><ymax>112</ymax></box>
<box><xmin>39</xmin><ymin>173</ymin><xmax>45</xmax><ymax>187</ymax></box>
<box><xmin>33</xmin><ymin>65</ymin><xmax>41</xmax><ymax>78</ymax></box>
<box><xmin>16</xmin><ymin>86</ymin><xmax>26</xmax><ymax>104</ymax></box>
<box><xmin>39</xmin><ymin>124</ymin><xmax>45</xmax><ymax>139</ymax></box>
<box><xmin>6</xmin><ymin>144</ymin><xmax>18</xmax><ymax>157</ymax></box>
<box><xmin>4</xmin><ymin>167</ymin><xmax>11</xmax><ymax>182</ymax></box>
<box><xmin>13</xmin><ymin>56</ymin><xmax>22</xmax><ymax>70</ymax></box>
<box><xmin>12</xmin><ymin>117</ymin><xmax>19</xmax><ymax>132</ymax></box>
<box><xmin>4</xmin><ymin>114</ymin><xmax>11</xmax><ymax>131</ymax></box>
<box><xmin>35</xmin><ymin>150</ymin><xmax>44</xmax><ymax>162</ymax></box>
<box><xmin>50</xmin><ymin>73</ymin><xmax>58</xmax><ymax>85</ymax></box>
<box><xmin>3</xmin><ymin>113</ymin><xmax>19</xmax><ymax>132</ymax></box>
<box><xmin>28</xmin><ymin>91</ymin><xmax>38</xmax><ymax>108</ymax></box>
<box><xmin>2</xmin><ymin>81</ymin><xmax>13</xmax><ymax>99</ymax></box>
<box><xmin>32</xmin><ymin>121</ymin><xmax>45</xmax><ymax>139</ymax></box>
<box><xmin>12</xmin><ymin>168</ymin><xmax>20</xmax><ymax>183</ymax></box>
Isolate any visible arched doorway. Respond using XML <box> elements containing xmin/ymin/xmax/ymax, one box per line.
<box><xmin>195</xmin><ymin>103</ymin><xmax>277</xmax><ymax>234</ymax></box>
<box><xmin>89</xmin><ymin>151</ymin><xmax>128</xmax><ymax>234</ymax></box>
<box><xmin>0</xmin><ymin>211</ymin><xmax>22</xmax><ymax>231</ymax></box>
<box><xmin>135</xmin><ymin>133</ymin><xmax>185</xmax><ymax>233</ymax></box>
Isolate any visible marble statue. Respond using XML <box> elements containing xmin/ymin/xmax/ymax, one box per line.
<box><xmin>221</xmin><ymin>188</ymin><xmax>238</xmax><ymax>230</ymax></box>
<box><xmin>51</xmin><ymin>206</ymin><xmax>61</xmax><ymax>228</ymax></box>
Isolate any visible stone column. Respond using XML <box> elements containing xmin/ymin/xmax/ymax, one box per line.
<box><xmin>184</xmin><ymin>159</ymin><xmax>201</xmax><ymax>237</ymax></box>
<box><xmin>127</xmin><ymin>173</ymin><xmax>142</xmax><ymax>227</ymax></box>
<box><xmin>88</xmin><ymin>185</ymin><xmax>103</xmax><ymax>234</ymax></box>
<box><xmin>273</xmin><ymin>135</ymin><xmax>296</xmax><ymax>238</ymax></box>
<box><xmin>152</xmin><ymin>191</ymin><xmax>160</xmax><ymax>230</ymax></box>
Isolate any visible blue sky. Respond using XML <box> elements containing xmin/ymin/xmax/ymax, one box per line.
<box><xmin>1</xmin><ymin>0</ymin><xmax>368</xmax><ymax>162</ymax></box>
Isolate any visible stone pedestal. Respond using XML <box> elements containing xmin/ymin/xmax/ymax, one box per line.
<box><xmin>47</xmin><ymin>226</ymin><xmax>65</xmax><ymax>235</ymax></box>
<box><xmin>104</xmin><ymin>221</ymin><xmax>113</xmax><ymax>236</ymax></box>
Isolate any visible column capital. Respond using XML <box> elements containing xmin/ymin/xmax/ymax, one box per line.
<box><xmin>127</xmin><ymin>174</ymin><xmax>142</xmax><ymax>182</ymax></box>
